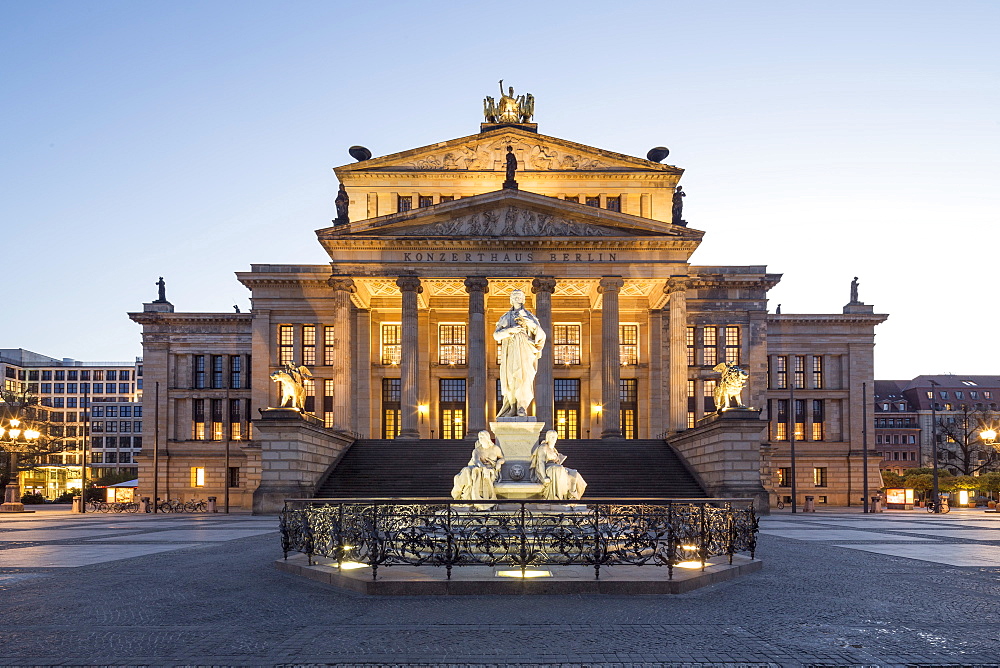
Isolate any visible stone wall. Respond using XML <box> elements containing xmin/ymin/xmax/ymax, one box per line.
<box><xmin>251</xmin><ymin>409</ymin><xmax>354</xmax><ymax>514</ymax></box>
<box><xmin>667</xmin><ymin>409</ymin><xmax>768</xmax><ymax>512</ymax></box>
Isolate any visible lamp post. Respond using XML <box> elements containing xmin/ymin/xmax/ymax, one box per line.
<box><xmin>0</xmin><ymin>417</ymin><xmax>42</xmax><ymax>513</ymax></box>
<box><xmin>929</xmin><ymin>379</ymin><xmax>941</xmax><ymax>512</ymax></box>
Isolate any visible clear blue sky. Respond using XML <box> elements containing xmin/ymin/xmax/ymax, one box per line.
<box><xmin>2</xmin><ymin>0</ymin><xmax>997</xmax><ymax>378</ymax></box>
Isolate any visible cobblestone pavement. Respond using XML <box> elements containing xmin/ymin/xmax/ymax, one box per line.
<box><xmin>3</xmin><ymin>507</ymin><xmax>1000</xmax><ymax>666</ymax></box>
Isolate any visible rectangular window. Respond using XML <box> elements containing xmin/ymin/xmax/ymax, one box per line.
<box><xmin>813</xmin><ymin>467</ymin><xmax>828</xmax><ymax>487</ymax></box>
<box><xmin>229</xmin><ymin>466</ymin><xmax>240</xmax><ymax>488</ymax></box>
<box><xmin>303</xmin><ymin>378</ymin><xmax>315</xmax><ymax>413</ymax></box>
<box><xmin>397</xmin><ymin>195</ymin><xmax>412</xmax><ymax>212</ymax></box>
<box><xmin>193</xmin><ymin>399</ymin><xmax>205</xmax><ymax>440</ymax></box>
<box><xmin>211</xmin><ymin>355</ymin><xmax>224</xmax><ymax>389</ymax></box>
<box><xmin>302</xmin><ymin>325</ymin><xmax>316</xmax><ymax>366</ymax></box>
<box><xmin>278</xmin><ymin>325</ymin><xmax>294</xmax><ymax>365</ymax></box>
<box><xmin>41</xmin><ymin>383</ymin><xmax>51</xmax><ymax>394</ymax></box>
<box><xmin>439</xmin><ymin>195</ymin><xmax>454</xmax><ymax>203</ymax></box>
<box><xmin>775</xmin><ymin>356</ymin><xmax>787</xmax><ymax>389</ymax></box>
<box><xmin>794</xmin><ymin>399</ymin><xmax>805</xmax><ymax>440</ymax></box>
<box><xmin>554</xmin><ymin>378</ymin><xmax>581</xmax><ymax>439</ymax></box>
<box><xmin>67</xmin><ymin>383</ymin><xmax>77</xmax><ymax>394</ymax></box>
<box><xmin>107</xmin><ymin>370</ymin><xmax>117</xmax><ymax>381</ymax></box>
<box><xmin>778</xmin><ymin>467</ymin><xmax>791</xmax><ymax>487</ymax></box>
<box><xmin>381</xmin><ymin>323</ymin><xmax>402</xmax><ymax>365</ymax></box>
<box><xmin>812</xmin><ymin>356</ymin><xmax>823</xmax><ymax>389</ymax></box>
<box><xmin>42</xmin><ymin>370</ymin><xmax>52</xmax><ymax>381</ymax></box>
<box><xmin>605</xmin><ymin>196</ymin><xmax>621</xmax><ymax>212</ymax></box>
<box><xmin>191</xmin><ymin>467</ymin><xmax>206</xmax><ymax>487</ymax></box>
<box><xmin>564</xmin><ymin>196</ymin><xmax>579</xmax><ymax>203</ymax></box>
<box><xmin>382</xmin><ymin>378</ymin><xmax>401</xmax><ymax>438</ymax></box>
<box><xmin>585</xmin><ymin>196</ymin><xmax>600</xmax><ymax>207</ymax></box>
<box><xmin>552</xmin><ymin>324</ymin><xmax>582</xmax><ymax>365</ymax></box>
<box><xmin>323</xmin><ymin>379</ymin><xmax>334</xmax><ymax>428</ymax></box>
<box><xmin>418</xmin><ymin>195</ymin><xmax>433</xmax><ymax>208</ymax></box>
<box><xmin>324</xmin><ymin>326</ymin><xmax>336</xmax><ymax>365</ymax></box>
<box><xmin>439</xmin><ymin>379</ymin><xmax>466</xmax><ymax>440</ymax></box>
<box><xmin>230</xmin><ymin>355</ymin><xmax>242</xmax><ymax>389</ymax></box>
<box><xmin>775</xmin><ymin>399</ymin><xmax>788</xmax><ymax>441</ymax></box>
<box><xmin>229</xmin><ymin>398</ymin><xmax>243</xmax><ymax>440</ymax></box>
<box><xmin>54</xmin><ymin>383</ymin><xmax>65</xmax><ymax>394</ymax></box>
<box><xmin>211</xmin><ymin>399</ymin><xmax>224</xmax><ymax>441</ymax></box>
<box><xmin>793</xmin><ymin>355</ymin><xmax>805</xmax><ymax>390</ymax></box>
<box><xmin>619</xmin><ymin>324</ymin><xmax>639</xmax><ymax>366</ymax></box>
<box><xmin>55</xmin><ymin>370</ymin><xmax>65</xmax><ymax>381</ymax></box>
<box><xmin>438</xmin><ymin>324</ymin><xmax>467</xmax><ymax>365</ymax></box>
<box><xmin>193</xmin><ymin>355</ymin><xmax>206</xmax><ymax>389</ymax></box>
<box><xmin>119</xmin><ymin>370</ymin><xmax>130</xmax><ymax>381</ymax></box>
<box><xmin>812</xmin><ymin>399</ymin><xmax>825</xmax><ymax>441</ymax></box>
<box><xmin>686</xmin><ymin>326</ymin><xmax>695</xmax><ymax>366</ymax></box>
<box><xmin>704</xmin><ymin>379</ymin><xmax>717</xmax><ymax>413</ymax></box>
<box><xmin>620</xmin><ymin>378</ymin><xmax>638</xmax><ymax>439</ymax></box>
<box><xmin>724</xmin><ymin>326</ymin><xmax>740</xmax><ymax>364</ymax></box>
<box><xmin>703</xmin><ymin>326</ymin><xmax>718</xmax><ymax>366</ymax></box>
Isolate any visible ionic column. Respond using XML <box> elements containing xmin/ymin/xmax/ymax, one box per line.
<box><xmin>532</xmin><ymin>277</ymin><xmax>556</xmax><ymax>430</ymax></box>
<box><xmin>464</xmin><ymin>277</ymin><xmax>489</xmax><ymax>439</ymax></box>
<box><xmin>666</xmin><ymin>277</ymin><xmax>689</xmax><ymax>433</ymax></box>
<box><xmin>599</xmin><ymin>277</ymin><xmax>624</xmax><ymax>439</ymax></box>
<box><xmin>396</xmin><ymin>276</ymin><xmax>422</xmax><ymax>439</ymax></box>
<box><xmin>328</xmin><ymin>277</ymin><xmax>355</xmax><ymax>432</ymax></box>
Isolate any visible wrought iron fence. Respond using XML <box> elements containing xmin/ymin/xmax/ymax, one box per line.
<box><xmin>280</xmin><ymin>498</ymin><xmax>758</xmax><ymax>580</ymax></box>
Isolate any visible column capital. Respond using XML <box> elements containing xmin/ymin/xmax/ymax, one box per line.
<box><xmin>396</xmin><ymin>276</ymin><xmax>423</xmax><ymax>293</ymax></box>
<box><xmin>665</xmin><ymin>276</ymin><xmax>688</xmax><ymax>295</ymax></box>
<box><xmin>598</xmin><ymin>276</ymin><xmax>624</xmax><ymax>294</ymax></box>
<box><xmin>327</xmin><ymin>277</ymin><xmax>356</xmax><ymax>293</ymax></box>
<box><xmin>531</xmin><ymin>277</ymin><xmax>557</xmax><ymax>294</ymax></box>
<box><xmin>463</xmin><ymin>277</ymin><xmax>489</xmax><ymax>293</ymax></box>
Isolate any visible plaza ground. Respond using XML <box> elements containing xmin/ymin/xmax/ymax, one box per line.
<box><xmin>2</xmin><ymin>505</ymin><xmax>1000</xmax><ymax>666</ymax></box>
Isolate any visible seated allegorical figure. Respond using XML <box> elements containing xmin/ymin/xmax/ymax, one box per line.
<box><xmin>529</xmin><ymin>429</ymin><xmax>587</xmax><ymax>501</ymax></box>
<box><xmin>451</xmin><ymin>430</ymin><xmax>506</xmax><ymax>501</ymax></box>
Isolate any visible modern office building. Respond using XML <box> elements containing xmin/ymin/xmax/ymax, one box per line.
<box><xmin>0</xmin><ymin>349</ymin><xmax>141</xmax><ymax>499</ymax></box>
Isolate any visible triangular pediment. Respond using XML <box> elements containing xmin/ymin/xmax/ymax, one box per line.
<box><xmin>317</xmin><ymin>189</ymin><xmax>701</xmax><ymax>240</ymax></box>
<box><xmin>334</xmin><ymin>127</ymin><xmax>682</xmax><ymax>174</ymax></box>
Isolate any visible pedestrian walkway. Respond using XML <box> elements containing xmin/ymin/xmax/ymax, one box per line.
<box><xmin>3</xmin><ymin>507</ymin><xmax>1000</xmax><ymax>665</ymax></box>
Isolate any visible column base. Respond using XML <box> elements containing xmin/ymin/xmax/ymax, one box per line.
<box><xmin>0</xmin><ymin>503</ymin><xmax>29</xmax><ymax>513</ymax></box>
<box><xmin>601</xmin><ymin>428</ymin><xmax>624</xmax><ymax>439</ymax></box>
<box><xmin>397</xmin><ymin>429</ymin><xmax>421</xmax><ymax>440</ymax></box>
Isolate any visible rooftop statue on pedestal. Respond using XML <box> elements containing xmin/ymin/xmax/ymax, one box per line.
<box><xmin>483</xmin><ymin>80</ymin><xmax>534</xmax><ymax>124</ymax></box>
<box><xmin>494</xmin><ymin>288</ymin><xmax>546</xmax><ymax>418</ymax></box>
<box><xmin>712</xmin><ymin>362</ymin><xmax>749</xmax><ymax>412</ymax></box>
<box><xmin>269</xmin><ymin>363</ymin><xmax>313</xmax><ymax>412</ymax></box>
<box><xmin>451</xmin><ymin>430</ymin><xmax>505</xmax><ymax>502</ymax></box>
<box><xmin>154</xmin><ymin>277</ymin><xmax>168</xmax><ymax>303</ymax></box>
<box><xmin>530</xmin><ymin>430</ymin><xmax>587</xmax><ymax>501</ymax></box>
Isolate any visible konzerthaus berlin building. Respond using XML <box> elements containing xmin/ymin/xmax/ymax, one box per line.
<box><xmin>130</xmin><ymin>92</ymin><xmax>887</xmax><ymax>509</ymax></box>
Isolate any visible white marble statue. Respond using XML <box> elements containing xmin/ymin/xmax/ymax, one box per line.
<box><xmin>493</xmin><ymin>288</ymin><xmax>546</xmax><ymax>417</ymax></box>
<box><xmin>530</xmin><ymin>430</ymin><xmax>587</xmax><ymax>501</ymax></box>
<box><xmin>269</xmin><ymin>364</ymin><xmax>313</xmax><ymax>411</ymax></box>
<box><xmin>451</xmin><ymin>430</ymin><xmax>506</xmax><ymax>501</ymax></box>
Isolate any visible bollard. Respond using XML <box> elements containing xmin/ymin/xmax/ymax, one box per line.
<box><xmin>871</xmin><ymin>495</ymin><xmax>882</xmax><ymax>513</ymax></box>
<box><xmin>207</xmin><ymin>496</ymin><xmax>217</xmax><ymax>513</ymax></box>
<box><xmin>139</xmin><ymin>496</ymin><xmax>151</xmax><ymax>513</ymax></box>
<box><xmin>804</xmin><ymin>495</ymin><xmax>816</xmax><ymax>512</ymax></box>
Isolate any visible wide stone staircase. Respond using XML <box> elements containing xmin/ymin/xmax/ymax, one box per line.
<box><xmin>314</xmin><ymin>438</ymin><xmax>706</xmax><ymax>499</ymax></box>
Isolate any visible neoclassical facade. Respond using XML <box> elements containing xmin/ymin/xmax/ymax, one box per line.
<box><xmin>131</xmin><ymin>104</ymin><xmax>887</xmax><ymax>507</ymax></box>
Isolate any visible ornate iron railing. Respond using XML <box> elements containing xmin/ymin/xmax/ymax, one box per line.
<box><xmin>280</xmin><ymin>498</ymin><xmax>758</xmax><ymax>580</ymax></box>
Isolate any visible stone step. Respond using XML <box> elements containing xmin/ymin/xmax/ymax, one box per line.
<box><xmin>315</xmin><ymin>438</ymin><xmax>706</xmax><ymax>499</ymax></box>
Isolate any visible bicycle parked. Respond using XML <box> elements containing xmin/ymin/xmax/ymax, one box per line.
<box><xmin>154</xmin><ymin>498</ymin><xmax>208</xmax><ymax>513</ymax></box>
<box><xmin>926</xmin><ymin>496</ymin><xmax>951</xmax><ymax>514</ymax></box>
<box><xmin>773</xmin><ymin>495</ymin><xmax>785</xmax><ymax>510</ymax></box>
<box><xmin>85</xmin><ymin>500</ymin><xmax>140</xmax><ymax>513</ymax></box>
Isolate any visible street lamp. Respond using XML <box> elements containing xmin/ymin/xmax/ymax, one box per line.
<box><xmin>0</xmin><ymin>417</ymin><xmax>42</xmax><ymax>513</ymax></box>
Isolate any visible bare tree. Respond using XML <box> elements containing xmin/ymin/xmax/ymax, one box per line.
<box><xmin>935</xmin><ymin>404</ymin><xmax>1000</xmax><ymax>476</ymax></box>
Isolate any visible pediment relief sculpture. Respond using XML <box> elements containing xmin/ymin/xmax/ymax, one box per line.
<box><xmin>398</xmin><ymin>138</ymin><xmax>614</xmax><ymax>171</ymax></box>
<box><xmin>381</xmin><ymin>206</ymin><xmax>622</xmax><ymax>238</ymax></box>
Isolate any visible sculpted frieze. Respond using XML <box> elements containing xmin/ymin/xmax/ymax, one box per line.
<box><xmin>399</xmin><ymin>138</ymin><xmax>613</xmax><ymax>171</ymax></box>
<box><xmin>383</xmin><ymin>206</ymin><xmax>618</xmax><ymax>238</ymax></box>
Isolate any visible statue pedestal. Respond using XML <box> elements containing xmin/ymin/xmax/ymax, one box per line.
<box><xmin>490</xmin><ymin>418</ymin><xmax>545</xmax><ymax>499</ymax></box>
